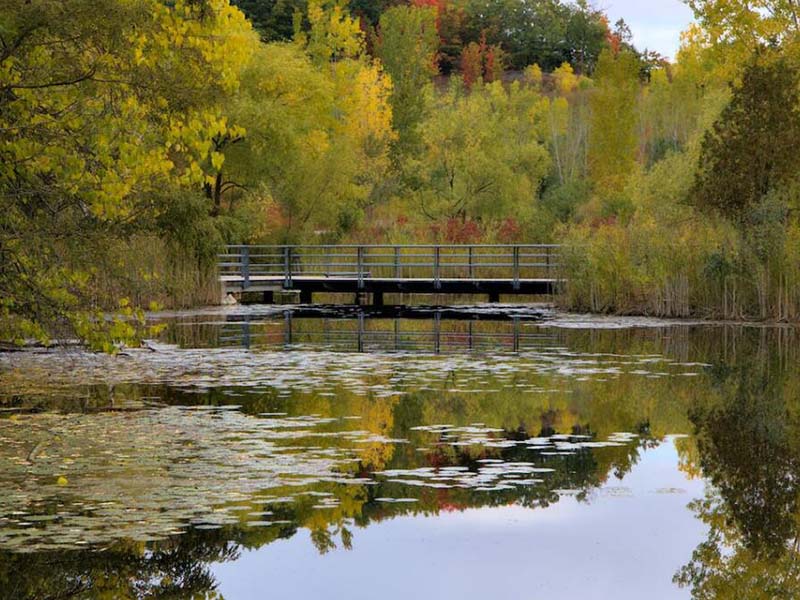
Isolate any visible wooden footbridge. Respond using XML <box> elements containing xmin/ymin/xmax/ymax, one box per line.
<box><xmin>218</xmin><ymin>244</ymin><xmax>562</xmax><ymax>304</ymax></box>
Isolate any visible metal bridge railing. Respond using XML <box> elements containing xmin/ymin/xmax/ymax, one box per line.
<box><xmin>218</xmin><ymin>244</ymin><xmax>561</xmax><ymax>290</ymax></box>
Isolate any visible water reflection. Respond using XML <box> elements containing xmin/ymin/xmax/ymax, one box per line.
<box><xmin>0</xmin><ymin>531</ymin><xmax>238</xmax><ymax>599</ymax></box>
<box><xmin>165</xmin><ymin>305</ymin><xmax>558</xmax><ymax>353</ymax></box>
<box><xmin>0</xmin><ymin>310</ymin><xmax>798</xmax><ymax>599</ymax></box>
<box><xmin>675</xmin><ymin>334</ymin><xmax>800</xmax><ymax>597</ymax></box>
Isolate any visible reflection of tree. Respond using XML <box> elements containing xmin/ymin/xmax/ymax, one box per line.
<box><xmin>0</xmin><ymin>529</ymin><xmax>239</xmax><ymax>600</ymax></box>
<box><xmin>364</xmin><ymin>425</ymin><xmax>650</xmax><ymax>518</ymax></box>
<box><xmin>676</xmin><ymin>345</ymin><xmax>800</xmax><ymax>598</ymax></box>
<box><xmin>676</xmin><ymin>489</ymin><xmax>800</xmax><ymax>599</ymax></box>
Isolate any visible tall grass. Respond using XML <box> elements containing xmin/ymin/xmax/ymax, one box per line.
<box><xmin>559</xmin><ymin>219</ymin><xmax>800</xmax><ymax>321</ymax></box>
<box><xmin>88</xmin><ymin>236</ymin><xmax>221</xmax><ymax>310</ymax></box>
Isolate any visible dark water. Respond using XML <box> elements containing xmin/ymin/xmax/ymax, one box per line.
<box><xmin>0</xmin><ymin>306</ymin><xmax>798</xmax><ymax>599</ymax></box>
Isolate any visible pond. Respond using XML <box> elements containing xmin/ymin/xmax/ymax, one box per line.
<box><xmin>0</xmin><ymin>306</ymin><xmax>797</xmax><ymax>599</ymax></box>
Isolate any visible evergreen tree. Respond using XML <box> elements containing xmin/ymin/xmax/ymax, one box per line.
<box><xmin>692</xmin><ymin>53</ymin><xmax>800</xmax><ymax>221</ymax></box>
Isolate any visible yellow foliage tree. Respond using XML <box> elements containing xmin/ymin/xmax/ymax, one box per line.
<box><xmin>0</xmin><ymin>0</ymin><xmax>258</xmax><ymax>344</ymax></box>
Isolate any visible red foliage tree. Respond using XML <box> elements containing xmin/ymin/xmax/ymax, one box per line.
<box><xmin>460</xmin><ymin>32</ymin><xmax>505</xmax><ymax>89</ymax></box>
<box><xmin>497</xmin><ymin>218</ymin><xmax>522</xmax><ymax>243</ymax></box>
<box><xmin>460</xmin><ymin>41</ymin><xmax>482</xmax><ymax>88</ymax></box>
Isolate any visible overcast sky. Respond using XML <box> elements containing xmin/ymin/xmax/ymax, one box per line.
<box><xmin>598</xmin><ymin>0</ymin><xmax>696</xmax><ymax>59</ymax></box>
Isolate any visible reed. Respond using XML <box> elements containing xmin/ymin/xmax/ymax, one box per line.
<box><xmin>559</xmin><ymin>220</ymin><xmax>800</xmax><ymax>322</ymax></box>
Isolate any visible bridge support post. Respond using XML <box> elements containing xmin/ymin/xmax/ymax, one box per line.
<box><xmin>300</xmin><ymin>288</ymin><xmax>313</xmax><ymax>304</ymax></box>
<box><xmin>488</xmin><ymin>291</ymin><xmax>500</xmax><ymax>303</ymax></box>
<box><xmin>242</xmin><ymin>321</ymin><xmax>251</xmax><ymax>349</ymax></box>
<box><xmin>284</xmin><ymin>311</ymin><xmax>292</xmax><ymax>347</ymax></box>
<box><xmin>373</xmin><ymin>292</ymin><xmax>384</xmax><ymax>307</ymax></box>
<box><xmin>242</xmin><ymin>246</ymin><xmax>250</xmax><ymax>290</ymax></box>
<box><xmin>262</xmin><ymin>290</ymin><xmax>274</xmax><ymax>304</ymax></box>
<box><xmin>357</xmin><ymin>312</ymin><xmax>365</xmax><ymax>352</ymax></box>
<box><xmin>434</xmin><ymin>311</ymin><xmax>441</xmax><ymax>354</ymax></box>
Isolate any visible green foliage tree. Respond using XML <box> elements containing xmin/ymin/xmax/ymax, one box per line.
<box><xmin>376</xmin><ymin>5</ymin><xmax>439</xmax><ymax>156</ymax></box>
<box><xmin>588</xmin><ymin>49</ymin><xmax>641</xmax><ymax>203</ymax></box>
<box><xmin>230</xmin><ymin>0</ymin><xmax>307</xmax><ymax>40</ymax></box>
<box><xmin>459</xmin><ymin>0</ymin><xmax>609</xmax><ymax>72</ymax></box>
<box><xmin>691</xmin><ymin>54</ymin><xmax>800</xmax><ymax>221</ymax></box>
<box><xmin>563</xmin><ymin>0</ymin><xmax>613</xmax><ymax>73</ymax></box>
<box><xmin>405</xmin><ymin>81</ymin><xmax>550</xmax><ymax>228</ymax></box>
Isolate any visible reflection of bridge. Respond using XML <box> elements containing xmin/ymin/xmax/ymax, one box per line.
<box><xmin>217</xmin><ymin>307</ymin><xmax>561</xmax><ymax>353</ymax></box>
<box><xmin>218</xmin><ymin>244</ymin><xmax>563</xmax><ymax>304</ymax></box>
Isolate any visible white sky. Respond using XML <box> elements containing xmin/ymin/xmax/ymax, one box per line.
<box><xmin>598</xmin><ymin>0</ymin><xmax>696</xmax><ymax>59</ymax></box>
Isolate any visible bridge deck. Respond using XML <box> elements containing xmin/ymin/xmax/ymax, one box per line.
<box><xmin>221</xmin><ymin>275</ymin><xmax>559</xmax><ymax>295</ymax></box>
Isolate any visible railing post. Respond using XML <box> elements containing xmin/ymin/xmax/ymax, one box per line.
<box><xmin>434</xmin><ymin>246</ymin><xmax>441</xmax><ymax>290</ymax></box>
<box><xmin>357</xmin><ymin>246</ymin><xmax>364</xmax><ymax>290</ymax></box>
<box><xmin>468</xmin><ymin>246</ymin><xmax>474</xmax><ymax>279</ymax></box>
<box><xmin>242</xmin><ymin>246</ymin><xmax>250</xmax><ymax>290</ymax></box>
<box><xmin>513</xmin><ymin>246</ymin><xmax>520</xmax><ymax>290</ymax></box>
<box><xmin>283</xmin><ymin>246</ymin><xmax>293</xmax><ymax>289</ymax></box>
<box><xmin>394</xmin><ymin>246</ymin><xmax>401</xmax><ymax>279</ymax></box>
<box><xmin>326</xmin><ymin>247</ymin><xmax>331</xmax><ymax>277</ymax></box>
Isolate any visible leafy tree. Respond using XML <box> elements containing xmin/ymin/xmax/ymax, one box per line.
<box><xmin>563</xmin><ymin>0</ymin><xmax>611</xmax><ymax>73</ymax></box>
<box><xmin>215</xmin><ymin>2</ymin><xmax>395</xmax><ymax>242</ymax></box>
<box><xmin>0</xmin><ymin>0</ymin><xmax>258</xmax><ymax>344</ymax></box>
<box><xmin>691</xmin><ymin>54</ymin><xmax>800</xmax><ymax>221</ymax></box>
<box><xmin>588</xmin><ymin>49</ymin><xmax>641</xmax><ymax>201</ymax></box>
<box><xmin>348</xmin><ymin>0</ymin><xmax>397</xmax><ymax>26</ymax></box>
<box><xmin>406</xmin><ymin>81</ymin><xmax>550</xmax><ymax>226</ymax></box>
<box><xmin>421</xmin><ymin>0</ymin><xmax>469</xmax><ymax>74</ymax></box>
<box><xmin>453</xmin><ymin>0</ymin><xmax>608</xmax><ymax>72</ymax></box>
<box><xmin>301</xmin><ymin>0</ymin><xmax>364</xmax><ymax>64</ymax></box>
<box><xmin>538</xmin><ymin>63</ymin><xmax>592</xmax><ymax>189</ymax></box>
<box><xmin>230</xmin><ymin>0</ymin><xmax>307</xmax><ymax>40</ymax></box>
<box><xmin>686</xmin><ymin>0</ymin><xmax>800</xmax><ymax>73</ymax></box>
<box><xmin>376</xmin><ymin>5</ymin><xmax>439</xmax><ymax>155</ymax></box>
<box><xmin>460</xmin><ymin>35</ymin><xmax>506</xmax><ymax>89</ymax></box>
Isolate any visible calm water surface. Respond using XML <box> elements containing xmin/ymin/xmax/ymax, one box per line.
<box><xmin>0</xmin><ymin>306</ymin><xmax>797</xmax><ymax>599</ymax></box>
